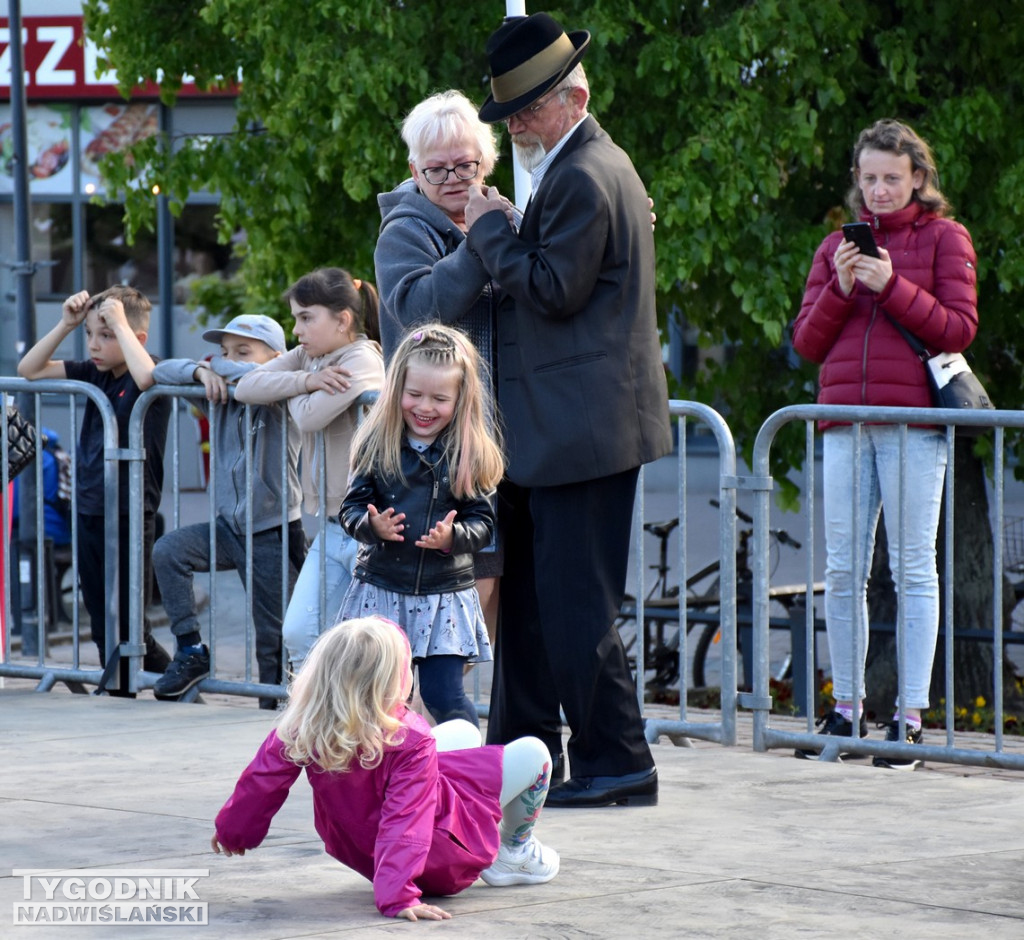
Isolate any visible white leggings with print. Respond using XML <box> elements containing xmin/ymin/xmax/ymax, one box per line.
<box><xmin>432</xmin><ymin>720</ymin><xmax>551</xmax><ymax>848</ymax></box>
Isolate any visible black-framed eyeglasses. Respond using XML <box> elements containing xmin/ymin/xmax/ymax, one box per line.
<box><xmin>420</xmin><ymin>161</ymin><xmax>481</xmax><ymax>186</ymax></box>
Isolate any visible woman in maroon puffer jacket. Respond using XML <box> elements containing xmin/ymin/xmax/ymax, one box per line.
<box><xmin>792</xmin><ymin>119</ymin><xmax>978</xmax><ymax>769</ymax></box>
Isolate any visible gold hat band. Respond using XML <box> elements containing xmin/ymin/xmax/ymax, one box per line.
<box><xmin>490</xmin><ymin>34</ymin><xmax>576</xmax><ymax>103</ymax></box>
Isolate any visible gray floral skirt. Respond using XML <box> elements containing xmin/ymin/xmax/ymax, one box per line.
<box><xmin>337</xmin><ymin>579</ymin><xmax>493</xmax><ymax>663</ymax></box>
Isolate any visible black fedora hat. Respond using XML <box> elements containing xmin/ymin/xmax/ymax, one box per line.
<box><xmin>478</xmin><ymin>13</ymin><xmax>590</xmax><ymax>124</ymax></box>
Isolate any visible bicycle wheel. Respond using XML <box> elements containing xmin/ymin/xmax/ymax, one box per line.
<box><xmin>614</xmin><ymin>594</ymin><xmax>640</xmax><ymax>669</ymax></box>
<box><xmin>645</xmin><ymin>617</ymin><xmax>681</xmax><ymax>689</ymax></box>
<box><xmin>690</xmin><ymin>620</ymin><xmax>721</xmax><ymax>688</ymax></box>
<box><xmin>684</xmin><ymin>567</ymin><xmax>723</xmax><ymax>689</ymax></box>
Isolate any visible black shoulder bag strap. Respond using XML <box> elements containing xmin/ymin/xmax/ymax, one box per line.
<box><xmin>885</xmin><ymin>314</ymin><xmax>930</xmax><ymax>365</ymax></box>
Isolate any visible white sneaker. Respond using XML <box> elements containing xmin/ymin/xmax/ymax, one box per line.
<box><xmin>480</xmin><ymin>837</ymin><xmax>560</xmax><ymax>887</ymax></box>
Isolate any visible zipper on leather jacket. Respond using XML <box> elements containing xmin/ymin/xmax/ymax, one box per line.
<box><xmin>413</xmin><ymin>474</ymin><xmax>440</xmax><ymax>595</ymax></box>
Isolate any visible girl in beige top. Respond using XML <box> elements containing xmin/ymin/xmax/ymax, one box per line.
<box><xmin>234</xmin><ymin>268</ymin><xmax>385</xmax><ymax>673</ymax></box>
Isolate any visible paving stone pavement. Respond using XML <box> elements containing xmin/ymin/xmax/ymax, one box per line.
<box><xmin>4</xmin><ymin>452</ymin><xmax>1024</xmax><ymax>937</ymax></box>
<box><xmin>2</xmin><ymin>685</ymin><xmax>1024</xmax><ymax>939</ymax></box>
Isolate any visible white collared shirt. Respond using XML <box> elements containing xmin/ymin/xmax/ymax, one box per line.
<box><xmin>530</xmin><ymin>113</ymin><xmax>589</xmax><ymax>191</ymax></box>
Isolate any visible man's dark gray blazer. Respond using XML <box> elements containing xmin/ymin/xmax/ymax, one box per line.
<box><xmin>467</xmin><ymin>114</ymin><xmax>672</xmax><ymax>777</ymax></box>
<box><xmin>468</xmin><ymin>114</ymin><xmax>670</xmax><ymax>487</ymax></box>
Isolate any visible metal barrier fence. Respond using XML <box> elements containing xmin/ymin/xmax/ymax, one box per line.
<box><xmin>1</xmin><ymin>378</ymin><xmax>378</xmax><ymax>705</ymax></box>
<box><xmin>2</xmin><ymin>378</ymin><xmax>121</xmax><ymax>691</ymax></box>
<box><xmin>749</xmin><ymin>404</ymin><xmax>1024</xmax><ymax>771</ymax></box>
<box><xmin>9</xmin><ymin>378</ymin><xmax>1024</xmax><ymax>773</ymax></box>
<box><xmin>640</xmin><ymin>400</ymin><xmax>740</xmax><ymax>746</ymax></box>
<box><xmin>125</xmin><ymin>384</ymin><xmax>298</xmax><ymax>701</ymax></box>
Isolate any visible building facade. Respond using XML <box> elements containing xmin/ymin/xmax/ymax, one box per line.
<box><xmin>1</xmin><ymin>0</ymin><xmax>238</xmax><ymax>374</ymax></box>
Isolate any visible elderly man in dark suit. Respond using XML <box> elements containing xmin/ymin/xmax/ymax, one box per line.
<box><xmin>465</xmin><ymin>12</ymin><xmax>672</xmax><ymax>808</ymax></box>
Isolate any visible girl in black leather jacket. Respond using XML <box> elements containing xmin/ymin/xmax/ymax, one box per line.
<box><xmin>338</xmin><ymin>325</ymin><xmax>505</xmax><ymax>725</ymax></box>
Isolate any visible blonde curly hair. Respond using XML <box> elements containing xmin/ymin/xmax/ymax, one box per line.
<box><xmin>276</xmin><ymin>617</ymin><xmax>411</xmax><ymax>773</ymax></box>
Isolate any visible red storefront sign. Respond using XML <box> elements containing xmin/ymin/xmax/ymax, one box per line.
<box><xmin>0</xmin><ymin>15</ymin><xmax>235</xmax><ymax>101</ymax></box>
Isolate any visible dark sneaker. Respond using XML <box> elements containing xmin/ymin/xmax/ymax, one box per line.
<box><xmin>153</xmin><ymin>645</ymin><xmax>210</xmax><ymax>700</ymax></box>
<box><xmin>794</xmin><ymin>709</ymin><xmax>869</xmax><ymax>760</ymax></box>
<box><xmin>143</xmin><ymin>634</ymin><xmax>174</xmax><ymax>674</ymax></box>
<box><xmin>872</xmin><ymin>720</ymin><xmax>924</xmax><ymax>770</ymax></box>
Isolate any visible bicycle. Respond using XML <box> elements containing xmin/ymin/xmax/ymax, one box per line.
<box><xmin>617</xmin><ymin>501</ymin><xmax>814</xmax><ymax>694</ymax></box>
<box><xmin>1002</xmin><ymin>518</ymin><xmax>1024</xmax><ymax>665</ymax></box>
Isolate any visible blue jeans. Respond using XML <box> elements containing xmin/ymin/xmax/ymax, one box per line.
<box><xmin>823</xmin><ymin>425</ymin><xmax>947</xmax><ymax>709</ymax></box>
<box><xmin>283</xmin><ymin>519</ymin><xmax>357</xmax><ymax>671</ymax></box>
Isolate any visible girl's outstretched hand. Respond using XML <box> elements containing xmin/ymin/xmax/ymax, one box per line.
<box><xmin>397</xmin><ymin>903</ymin><xmax>451</xmax><ymax>921</ymax></box>
<box><xmin>210</xmin><ymin>834</ymin><xmax>245</xmax><ymax>857</ymax></box>
<box><xmin>368</xmin><ymin>504</ymin><xmax>406</xmax><ymax>541</ymax></box>
<box><xmin>415</xmin><ymin>510</ymin><xmax>457</xmax><ymax>552</ymax></box>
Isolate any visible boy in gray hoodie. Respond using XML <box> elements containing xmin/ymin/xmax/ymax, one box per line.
<box><xmin>149</xmin><ymin>315</ymin><xmax>305</xmax><ymax>708</ymax></box>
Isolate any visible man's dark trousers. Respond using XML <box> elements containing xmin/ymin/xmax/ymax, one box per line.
<box><xmin>486</xmin><ymin>467</ymin><xmax>654</xmax><ymax>778</ymax></box>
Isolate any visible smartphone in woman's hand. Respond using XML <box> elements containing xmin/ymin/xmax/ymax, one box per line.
<box><xmin>841</xmin><ymin>222</ymin><xmax>880</xmax><ymax>258</ymax></box>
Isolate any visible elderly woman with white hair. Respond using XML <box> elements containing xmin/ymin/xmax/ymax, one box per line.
<box><xmin>374</xmin><ymin>90</ymin><xmax>515</xmax><ymax>361</ymax></box>
<box><xmin>374</xmin><ymin>89</ymin><xmax>517</xmax><ymax>643</ymax></box>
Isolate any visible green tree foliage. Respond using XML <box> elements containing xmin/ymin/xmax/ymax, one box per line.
<box><xmin>83</xmin><ymin>1</ymin><xmax>1024</xmax><ymax>478</ymax></box>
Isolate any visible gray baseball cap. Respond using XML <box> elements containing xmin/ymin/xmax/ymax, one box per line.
<box><xmin>202</xmin><ymin>314</ymin><xmax>286</xmax><ymax>354</ymax></box>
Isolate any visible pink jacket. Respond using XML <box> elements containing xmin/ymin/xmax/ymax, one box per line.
<box><xmin>214</xmin><ymin>709</ymin><xmax>504</xmax><ymax>917</ymax></box>
<box><xmin>792</xmin><ymin>202</ymin><xmax>977</xmax><ymax>429</ymax></box>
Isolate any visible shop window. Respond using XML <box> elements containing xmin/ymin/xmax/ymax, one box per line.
<box><xmin>30</xmin><ymin>202</ymin><xmax>74</xmax><ymax>298</ymax></box>
<box><xmin>173</xmin><ymin>203</ymin><xmax>237</xmax><ymax>302</ymax></box>
<box><xmin>0</xmin><ymin>103</ymin><xmax>73</xmax><ymax>196</ymax></box>
<box><xmin>79</xmin><ymin>103</ymin><xmax>158</xmax><ymax>197</ymax></box>
<box><xmin>2</xmin><ymin>100</ymin><xmax>238</xmax><ymax>311</ymax></box>
<box><xmin>84</xmin><ymin>202</ymin><xmax>159</xmax><ymax>295</ymax></box>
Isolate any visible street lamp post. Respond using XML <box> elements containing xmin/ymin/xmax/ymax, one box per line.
<box><xmin>7</xmin><ymin>0</ymin><xmax>42</xmax><ymax>654</ymax></box>
<box><xmin>504</xmin><ymin>0</ymin><xmax>531</xmax><ymax>209</ymax></box>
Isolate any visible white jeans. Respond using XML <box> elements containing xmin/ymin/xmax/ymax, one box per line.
<box><xmin>282</xmin><ymin>519</ymin><xmax>358</xmax><ymax>671</ymax></box>
<box><xmin>822</xmin><ymin>425</ymin><xmax>947</xmax><ymax>710</ymax></box>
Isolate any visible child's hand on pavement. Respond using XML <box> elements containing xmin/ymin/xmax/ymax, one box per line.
<box><xmin>397</xmin><ymin>902</ymin><xmax>451</xmax><ymax>921</ymax></box>
<box><xmin>368</xmin><ymin>504</ymin><xmax>406</xmax><ymax>541</ymax></box>
<box><xmin>415</xmin><ymin>509</ymin><xmax>456</xmax><ymax>552</ymax></box>
<box><xmin>210</xmin><ymin>834</ymin><xmax>245</xmax><ymax>857</ymax></box>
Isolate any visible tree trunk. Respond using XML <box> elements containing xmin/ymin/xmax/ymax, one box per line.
<box><xmin>863</xmin><ymin>444</ymin><xmax>1024</xmax><ymax>719</ymax></box>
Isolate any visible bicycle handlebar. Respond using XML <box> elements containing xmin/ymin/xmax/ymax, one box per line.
<box><xmin>775</xmin><ymin>530</ymin><xmax>802</xmax><ymax>550</ymax></box>
<box><xmin>710</xmin><ymin>498</ymin><xmax>752</xmax><ymax>525</ymax></box>
<box><xmin>709</xmin><ymin>498</ymin><xmax>801</xmax><ymax>550</ymax></box>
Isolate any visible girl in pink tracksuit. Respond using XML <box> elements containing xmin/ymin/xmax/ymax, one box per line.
<box><xmin>212</xmin><ymin>616</ymin><xmax>558</xmax><ymax>921</ymax></box>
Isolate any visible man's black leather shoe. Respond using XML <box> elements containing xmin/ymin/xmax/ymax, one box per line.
<box><xmin>544</xmin><ymin>767</ymin><xmax>658</xmax><ymax>808</ymax></box>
